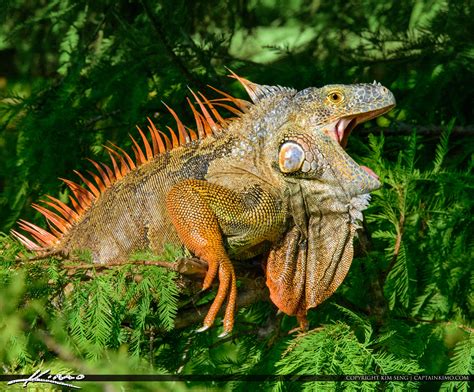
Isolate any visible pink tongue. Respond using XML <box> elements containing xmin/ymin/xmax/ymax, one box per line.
<box><xmin>361</xmin><ymin>165</ymin><xmax>379</xmax><ymax>180</ymax></box>
<box><xmin>336</xmin><ymin>118</ymin><xmax>351</xmax><ymax>142</ymax></box>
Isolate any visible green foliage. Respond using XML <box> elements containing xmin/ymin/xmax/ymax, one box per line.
<box><xmin>364</xmin><ymin>123</ymin><xmax>473</xmax><ymax>322</ymax></box>
<box><xmin>439</xmin><ymin>334</ymin><xmax>473</xmax><ymax>391</ymax></box>
<box><xmin>0</xmin><ymin>0</ymin><xmax>472</xmax><ymax>390</ymax></box>
<box><xmin>275</xmin><ymin>319</ymin><xmax>421</xmax><ymax>391</ymax></box>
<box><xmin>1</xmin><ymin>131</ymin><xmax>471</xmax><ymax>390</ymax></box>
<box><xmin>0</xmin><ymin>242</ymin><xmax>181</xmax><ymax>390</ymax></box>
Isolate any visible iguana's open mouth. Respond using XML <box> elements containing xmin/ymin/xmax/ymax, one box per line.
<box><xmin>324</xmin><ymin>106</ymin><xmax>394</xmax><ymax>180</ymax></box>
<box><xmin>328</xmin><ymin>106</ymin><xmax>393</xmax><ymax>148</ymax></box>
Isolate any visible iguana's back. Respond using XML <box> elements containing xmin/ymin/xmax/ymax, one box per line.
<box><xmin>13</xmin><ymin>86</ymin><xmax>249</xmax><ymax>262</ymax></box>
<box><xmin>61</xmin><ymin>133</ymin><xmax>235</xmax><ymax>263</ymax></box>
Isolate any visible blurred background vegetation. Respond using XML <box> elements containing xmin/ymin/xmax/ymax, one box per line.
<box><xmin>0</xmin><ymin>0</ymin><xmax>472</xmax><ymax>391</ymax></box>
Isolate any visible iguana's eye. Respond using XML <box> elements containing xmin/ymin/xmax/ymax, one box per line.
<box><xmin>279</xmin><ymin>141</ymin><xmax>304</xmax><ymax>173</ymax></box>
<box><xmin>327</xmin><ymin>90</ymin><xmax>344</xmax><ymax>104</ymax></box>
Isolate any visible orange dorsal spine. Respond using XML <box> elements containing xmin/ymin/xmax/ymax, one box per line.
<box><xmin>12</xmin><ymin>83</ymin><xmax>248</xmax><ymax>252</ymax></box>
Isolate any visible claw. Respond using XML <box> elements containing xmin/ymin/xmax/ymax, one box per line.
<box><xmin>218</xmin><ymin>330</ymin><xmax>230</xmax><ymax>338</ymax></box>
<box><xmin>196</xmin><ymin>325</ymin><xmax>210</xmax><ymax>333</ymax></box>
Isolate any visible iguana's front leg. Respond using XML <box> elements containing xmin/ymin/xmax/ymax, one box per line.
<box><xmin>166</xmin><ymin>179</ymin><xmax>286</xmax><ymax>335</ymax></box>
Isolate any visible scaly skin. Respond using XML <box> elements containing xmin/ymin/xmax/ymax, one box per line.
<box><xmin>14</xmin><ymin>77</ymin><xmax>395</xmax><ymax>335</ymax></box>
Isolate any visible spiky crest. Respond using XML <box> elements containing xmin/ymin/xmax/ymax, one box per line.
<box><xmin>12</xmin><ymin>81</ymin><xmax>249</xmax><ymax>252</ymax></box>
<box><xmin>227</xmin><ymin>69</ymin><xmax>296</xmax><ymax>103</ymax></box>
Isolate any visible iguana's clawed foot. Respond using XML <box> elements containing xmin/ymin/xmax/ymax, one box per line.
<box><xmin>198</xmin><ymin>259</ymin><xmax>237</xmax><ymax>335</ymax></box>
<box><xmin>202</xmin><ymin>257</ymin><xmax>219</xmax><ymax>290</ymax></box>
<box><xmin>166</xmin><ymin>179</ymin><xmax>240</xmax><ymax>336</ymax></box>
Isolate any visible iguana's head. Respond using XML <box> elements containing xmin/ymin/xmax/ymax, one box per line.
<box><xmin>292</xmin><ymin>82</ymin><xmax>395</xmax><ymax>148</ymax></box>
<box><xmin>217</xmin><ymin>76</ymin><xmax>395</xmax><ymax>200</ymax></box>
<box><xmin>256</xmin><ymin>81</ymin><xmax>395</xmax><ymax>198</ymax></box>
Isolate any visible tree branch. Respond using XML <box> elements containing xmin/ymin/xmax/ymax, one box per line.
<box><xmin>16</xmin><ymin>255</ymin><xmax>209</xmax><ymax>277</ymax></box>
<box><xmin>360</xmin><ymin>123</ymin><xmax>473</xmax><ymax>136</ymax></box>
<box><xmin>35</xmin><ymin>330</ymin><xmax>89</xmax><ymax>372</ymax></box>
<box><xmin>382</xmin><ymin>211</ymin><xmax>405</xmax><ymax>285</ymax></box>
<box><xmin>393</xmin><ymin>316</ymin><xmax>474</xmax><ymax>334</ymax></box>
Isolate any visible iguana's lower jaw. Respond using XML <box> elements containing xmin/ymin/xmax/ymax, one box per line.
<box><xmin>360</xmin><ymin>165</ymin><xmax>379</xmax><ymax>180</ymax></box>
<box><xmin>323</xmin><ymin>105</ymin><xmax>395</xmax><ymax>181</ymax></box>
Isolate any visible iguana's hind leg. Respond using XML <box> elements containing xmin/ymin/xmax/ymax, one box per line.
<box><xmin>166</xmin><ymin>179</ymin><xmax>239</xmax><ymax>335</ymax></box>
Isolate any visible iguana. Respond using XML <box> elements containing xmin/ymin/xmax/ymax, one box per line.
<box><xmin>13</xmin><ymin>73</ymin><xmax>395</xmax><ymax>336</ymax></box>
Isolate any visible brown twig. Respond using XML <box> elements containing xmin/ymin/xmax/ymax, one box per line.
<box><xmin>83</xmin><ymin>109</ymin><xmax>121</xmax><ymax>127</ymax></box>
<box><xmin>36</xmin><ymin>330</ymin><xmax>119</xmax><ymax>391</ymax></box>
<box><xmin>382</xmin><ymin>211</ymin><xmax>405</xmax><ymax>284</ymax></box>
<box><xmin>16</xmin><ymin>256</ymin><xmax>209</xmax><ymax>277</ymax></box>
